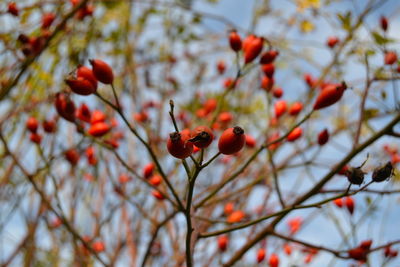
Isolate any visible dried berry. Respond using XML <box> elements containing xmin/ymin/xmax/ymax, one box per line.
<box><xmin>372</xmin><ymin>161</ymin><xmax>393</xmax><ymax>182</ymax></box>
<box><xmin>345</xmin><ymin>167</ymin><xmax>365</xmax><ymax>185</ymax></box>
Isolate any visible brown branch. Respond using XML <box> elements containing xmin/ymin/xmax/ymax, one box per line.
<box><xmin>0</xmin><ymin>0</ymin><xmax>90</xmax><ymax>100</ymax></box>
<box><xmin>222</xmin><ymin>111</ymin><xmax>400</xmax><ymax>266</ymax></box>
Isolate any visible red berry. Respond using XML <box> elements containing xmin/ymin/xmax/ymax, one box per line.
<box><xmin>304</xmin><ymin>254</ymin><xmax>313</xmax><ymax>264</ymax></box>
<box><xmin>317</xmin><ymin>129</ymin><xmax>329</xmax><ymax>145</ymax></box>
<box><xmin>7</xmin><ymin>2</ymin><xmax>19</xmax><ymax>17</ymax></box>
<box><xmin>229</xmin><ymin>31</ymin><xmax>242</xmax><ymax>52</ymax></box>
<box><xmin>260</xmin><ymin>50</ymin><xmax>279</xmax><ymax>64</ymax></box>
<box><xmin>283</xmin><ymin>244</ymin><xmax>292</xmax><ymax>255</ymax></box>
<box><xmin>143</xmin><ymin>163</ymin><xmax>155</xmax><ymax>178</ymax></box>
<box><xmin>65</xmin><ymin>148</ymin><xmax>80</xmax><ymax>165</ymax></box>
<box><xmin>133</xmin><ymin>111</ymin><xmax>149</xmax><ymax>123</ymax></box>
<box><xmin>104</xmin><ymin>138</ymin><xmax>119</xmax><ymax>149</ymax></box>
<box><xmin>42</xmin><ymin>119</ymin><xmax>56</xmax><ymax>133</ymax></box>
<box><xmin>327</xmin><ymin>36</ymin><xmax>339</xmax><ymax>48</ymax></box>
<box><xmin>384</xmin><ymin>51</ymin><xmax>397</xmax><ymax>65</ymax></box>
<box><xmin>152</xmin><ymin>190</ymin><xmax>165</xmax><ymax>200</ymax></box>
<box><xmin>218</xmin><ymin>112</ymin><xmax>233</xmax><ymax>123</ymax></box>
<box><xmin>273</xmin><ymin>87</ymin><xmax>283</xmax><ymax>98</ymax></box>
<box><xmin>288</xmin><ymin>102</ymin><xmax>303</xmax><ymax>116</ymax></box>
<box><xmin>261</xmin><ymin>63</ymin><xmax>275</xmax><ymax>78</ymax></box>
<box><xmin>384</xmin><ymin>246</ymin><xmax>392</xmax><ymax>258</ymax></box>
<box><xmin>30</xmin><ymin>133</ymin><xmax>42</xmax><ymax>144</ymax></box>
<box><xmin>287</xmin><ymin>127</ymin><xmax>302</xmax><ymax>142</ymax></box>
<box><xmin>313</xmin><ymin>83</ymin><xmax>347</xmax><ymax>110</ymax></box>
<box><xmin>149</xmin><ymin>174</ymin><xmax>162</xmax><ymax>186</ymax></box>
<box><xmin>119</xmin><ymin>174</ymin><xmax>130</xmax><ymax>184</ymax></box>
<box><xmin>85</xmin><ymin>146</ymin><xmax>97</xmax><ymax>165</ymax></box>
<box><xmin>223</xmin><ymin>77</ymin><xmax>237</xmax><ymax>90</ymax></box>
<box><xmin>288</xmin><ymin>217</ymin><xmax>302</xmax><ymax>234</ymax></box>
<box><xmin>85</xmin><ymin>146</ymin><xmax>95</xmax><ymax>158</ymax></box>
<box><xmin>203</xmin><ymin>98</ymin><xmax>217</xmax><ymax>114</ymax></box>
<box><xmin>261</xmin><ymin>76</ymin><xmax>274</xmax><ymax>91</ymax></box>
<box><xmin>257</xmin><ymin>248</ymin><xmax>266</xmax><ymax>263</ymax></box>
<box><xmin>77</xmin><ymin>65</ymin><xmax>98</xmax><ymax>89</ymax></box>
<box><xmin>92</xmin><ymin>241</ymin><xmax>105</xmax><ymax>253</ymax></box>
<box><xmin>76</xmin><ymin>103</ymin><xmax>91</xmax><ymax>123</ymax></box>
<box><xmin>333</xmin><ymin>198</ymin><xmax>343</xmax><ymax>208</ymax></box>
<box><xmin>274</xmin><ymin>100</ymin><xmax>287</xmax><ymax>118</ymax></box>
<box><xmin>55</xmin><ymin>93</ymin><xmax>75</xmax><ymax>122</ymax></box>
<box><xmin>189</xmin><ymin>126</ymin><xmax>214</xmax><ymax>148</ymax></box>
<box><xmin>380</xmin><ymin>16</ymin><xmax>388</xmax><ymax>31</ymax></box>
<box><xmin>242</xmin><ymin>35</ymin><xmax>256</xmax><ymax>54</ymax></box>
<box><xmin>360</xmin><ymin>240</ymin><xmax>372</xmax><ymax>250</ymax></box>
<box><xmin>90</xmin><ymin>110</ymin><xmax>106</xmax><ymax>124</ymax></box>
<box><xmin>245</xmin><ymin>134</ymin><xmax>256</xmax><ymax>148</ymax></box>
<box><xmin>224</xmin><ymin>202</ymin><xmax>234</xmax><ymax>215</ymax></box>
<box><xmin>76</xmin><ymin>4</ymin><xmax>94</xmax><ymax>20</ymax></box>
<box><xmin>218</xmin><ymin>126</ymin><xmax>246</xmax><ymax>155</ymax></box>
<box><xmin>7</xmin><ymin>2</ymin><xmax>19</xmax><ymax>16</ymax></box>
<box><xmin>26</xmin><ymin>117</ymin><xmax>39</xmax><ymax>133</ymax></box>
<box><xmin>88</xmin><ymin>122</ymin><xmax>111</xmax><ymax>137</ymax></box>
<box><xmin>227</xmin><ymin>210</ymin><xmax>245</xmax><ymax>223</ymax></box>
<box><xmin>196</xmin><ymin>108</ymin><xmax>207</xmax><ymax>118</ymax></box>
<box><xmin>89</xmin><ymin>59</ymin><xmax>114</xmax><ymax>84</ymax></box>
<box><xmin>267</xmin><ymin>132</ymin><xmax>281</xmax><ymax>150</ymax></box>
<box><xmin>217</xmin><ymin>60</ymin><xmax>226</xmax><ymax>75</ymax></box>
<box><xmin>65</xmin><ymin>77</ymin><xmax>96</xmax><ymax>95</ymax></box>
<box><xmin>348</xmin><ymin>247</ymin><xmax>367</xmax><ymax>262</ymax></box>
<box><xmin>338</xmin><ymin>165</ymin><xmax>349</xmax><ymax>175</ymax></box>
<box><xmin>50</xmin><ymin>217</ymin><xmax>62</xmax><ymax>228</ymax></box>
<box><xmin>304</xmin><ymin>73</ymin><xmax>316</xmax><ymax>88</ymax></box>
<box><xmin>167</xmin><ymin>130</ymin><xmax>194</xmax><ymax>159</ymax></box>
<box><xmin>217</xmin><ymin>235</ymin><xmax>228</xmax><ymax>252</ymax></box>
<box><xmin>345</xmin><ymin>196</ymin><xmax>355</xmax><ymax>214</ymax></box>
<box><xmin>193</xmin><ymin>145</ymin><xmax>201</xmax><ymax>153</ymax></box>
<box><xmin>41</xmin><ymin>13</ymin><xmax>56</xmax><ymax>29</ymax></box>
<box><xmin>268</xmin><ymin>253</ymin><xmax>279</xmax><ymax>267</ymax></box>
<box><xmin>244</xmin><ymin>36</ymin><xmax>263</xmax><ymax>64</ymax></box>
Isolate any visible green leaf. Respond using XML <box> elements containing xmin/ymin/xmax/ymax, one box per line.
<box><xmin>365</xmin><ymin>196</ymin><xmax>372</xmax><ymax>205</ymax></box>
<box><xmin>364</xmin><ymin>108</ymin><xmax>379</xmax><ymax>119</ymax></box>
<box><xmin>337</xmin><ymin>11</ymin><xmax>352</xmax><ymax>31</ymax></box>
<box><xmin>371</xmin><ymin>31</ymin><xmax>395</xmax><ymax>45</ymax></box>
<box><xmin>366</xmin><ymin>49</ymin><xmax>376</xmax><ymax>56</ymax></box>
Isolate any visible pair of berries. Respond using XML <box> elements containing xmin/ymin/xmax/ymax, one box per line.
<box><xmin>333</xmin><ymin>196</ymin><xmax>355</xmax><ymax>214</ymax></box>
<box><xmin>66</xmin><ymin>59</ymin><xmax>113</xmax><ymax>96</ymax></box>
<box><xmin>229</xmin><ymin>31</ymin><xmax>265</xmax><ymax>64</ymax></box>
<box><xmin>166</xmin><ymin>126</ymin><xmax>246</xmax><ymax>159</ymax></box>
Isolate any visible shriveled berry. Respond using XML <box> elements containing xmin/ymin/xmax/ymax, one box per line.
<box><xmin>372</xmin><ymin>161</ymin><xmax>393</xmax><ymax>182</ymax></box>
<box><xmin>345</xmin><ymin>167</ymin><xmax>365</xmax><ymax>185</ymax></box>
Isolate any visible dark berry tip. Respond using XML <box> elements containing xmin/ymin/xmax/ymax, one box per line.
<box><xmin>169</xmin><ymin>132</ymin><xmax>181</xmax><ymax>142</ymax></box>
<box><xmin>233</xmin><ymin>126</ymin><xmax>244</xmax><ymax>135</ymax></box>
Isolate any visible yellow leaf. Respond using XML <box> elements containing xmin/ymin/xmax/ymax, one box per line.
<box><xmin>300</xmin><ymin>20</ymin><xmax>315</xmax><ymax>33</ymax></box>
<box><xmin>296</xmin><ymin>0</ymin><xmax>320</xmax><ymax>11</ymax></box>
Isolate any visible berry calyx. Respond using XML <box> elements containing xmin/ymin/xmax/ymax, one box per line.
<box><xmin>189</xmin><ymin>126</ymin><xmax>214</xmax><ymax>148</ymax></box>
